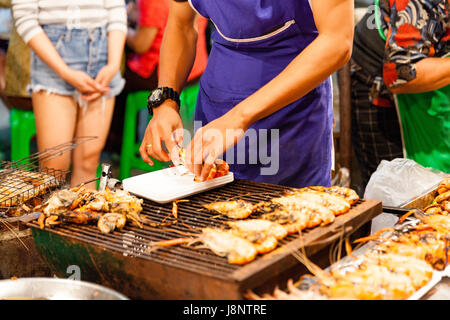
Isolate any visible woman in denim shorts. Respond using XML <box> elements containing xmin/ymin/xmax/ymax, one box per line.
<box><xmin>12</xmin><ymin>1</ymin><xmax>126</xmax><ymax>188</ymax></box>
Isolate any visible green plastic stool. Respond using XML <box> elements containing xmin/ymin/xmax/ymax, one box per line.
<box><xmin>10</xmin><ymin>108</ymin><xmax>36</xmax><ymax>162</ymax></box>
<box><xmin>119</xmin><ymin>83</ymin><xmax>200</xmax><ymax>180</ymax></box>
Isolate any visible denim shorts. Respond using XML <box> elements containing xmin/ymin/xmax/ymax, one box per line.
<box><xmin>28</xmin><ymin>24</ymin><xmax>125</xmax><ymax>101</ymax></box>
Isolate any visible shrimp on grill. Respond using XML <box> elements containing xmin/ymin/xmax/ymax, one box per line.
<box><xmin>255</xmin><ymin>202</ymin><xmax>310</xmax><ymax>234</ymax></box>
<box><xmin>227</xmin><ymin>219</ymin><xmax>288</xmax><ymax>254</ymax></box>
<box><xmin>98</xmin><ymin>213</ymin><xmax>127</xmax><ymax>234</ymax></box>
<box><xmin>34</xmin><ymin>187</ymin><xmax>144</xmax><ymax>233</ymax></box>
<box><xmin>37</xmin><ymin>210</ymin><xmax>102</xmax><ymax>229</ymax></box>
<box><xmin>148</xmin><ymin>227</ymin><xmax>258</xmax><ymax>265</ymax></box>
<box><xmin>253</xmin><ymin>193</ymin><xmax>336</xmax><ymax>233</ymax></box>
<box><xmin>307</xmin><ymin>186</ymin><xmax>360</xmax><ymax>206</ymax></box>
<box><xmin>270</xmin><ymin>195</ymin><xmax>335</xmax><ymax>227</ymax></box>
<box><xmin>288</xmin><ymin>189</ymin><xmax>351</xmax><ymax>216</ymax></box>
<box><xmin>202</xmin><ymin>200</ymin><xmax>254</xmax><ymax>219</ymax></box>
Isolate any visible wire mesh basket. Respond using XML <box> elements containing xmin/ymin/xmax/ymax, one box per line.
<box><xmin>0</xmin><ymin>136</ymin><xmax>96</xmax><ymax>216</ymax></box>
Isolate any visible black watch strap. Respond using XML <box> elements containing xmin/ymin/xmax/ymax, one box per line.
<box><xmin>147</xmin><ymin>87</ymin><xmax>181</xmax><ymax>116</ymax></box>
<box><xmin>164</xmin><ymin>87</ymin><xmax>181</xmax><ymax>106</ymax></box>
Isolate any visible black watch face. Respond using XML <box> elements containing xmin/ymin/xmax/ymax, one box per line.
<box><xmin>150</xmin><ymin>89</ymin><xmax>163</xmax><ymax>104</ymax></box>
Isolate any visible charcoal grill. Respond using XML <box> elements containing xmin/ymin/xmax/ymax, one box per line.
<box><xmin>27</xmin><ymin>180</ymin><xmax>382</xmax><ymax>299</ymax></box>
<box><xmin>0</xmin><ymin>137</ymin><xmax>96</xmax><ymax>279</ymax></box>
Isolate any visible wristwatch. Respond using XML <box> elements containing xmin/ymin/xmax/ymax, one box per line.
<box><xmin>147</xmin><ymin>87</ymin><xmax>181</xmax><ymax>116</ymax></box>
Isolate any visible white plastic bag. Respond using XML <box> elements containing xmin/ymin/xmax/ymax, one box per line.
<box><xmin>364</xmin><ymin>158</ymin><xmax>447</xmax><ymax>234</ymax></box>
<box><xmin>364</xmin><ymin>158</ymin><xmax>446</xmax><ymax>206</ymax></box>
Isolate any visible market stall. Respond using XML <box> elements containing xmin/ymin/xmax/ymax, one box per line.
<box><xmin>1</xmin><ymin>153</ymin><xmax>449</xmax><ymax>300</ymax></box>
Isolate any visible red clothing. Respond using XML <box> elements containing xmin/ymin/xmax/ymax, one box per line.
<box><xmin>127</xmin><ymin>0</ymin><xmax>208</xmax><ymax>82</ymax></box>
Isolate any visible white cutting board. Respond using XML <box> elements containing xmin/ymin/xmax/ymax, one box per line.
<box><xmin>122</xmin><ymin>166</ymin><xmax>234</xmax><ymax>204</ymax></box>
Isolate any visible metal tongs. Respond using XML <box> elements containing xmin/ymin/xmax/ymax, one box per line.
<box><xmin>382</xmin><ymin>205</ymin><xmax>425</xmax><ymax>233</ymax></box>
<box><xmin>77</xmin><ymin>163</ymin><xmax>122</xmax><ymax>191</ymax></box>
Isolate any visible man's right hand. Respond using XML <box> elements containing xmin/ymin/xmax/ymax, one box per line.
<box><xmin>139</xmin><ymin>101</ymin><xmax>184</xmax><ymax>166</ymax></box>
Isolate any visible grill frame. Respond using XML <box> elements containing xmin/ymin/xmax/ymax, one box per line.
<box><xmin>27</xmin><ymin>180</ymin><xmax>382</xmax><ymax>299</ymax></box>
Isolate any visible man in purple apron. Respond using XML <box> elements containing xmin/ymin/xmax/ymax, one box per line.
<box><xmin>140</xmin><ymin>0</ymin><xmax>354</xmax><ymax>188</ymax></box>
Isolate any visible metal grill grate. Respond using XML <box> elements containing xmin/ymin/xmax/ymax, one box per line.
<box><xmin>27</xmin><ymin>180</ymin><xmax>370</xmax><ymax>280</ymax></box>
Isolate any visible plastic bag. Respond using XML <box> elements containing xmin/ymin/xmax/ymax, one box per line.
<box><xmin>364</xmin><ymin>158</ymin><xmax>446</xmax><ymax>206</ymax></box>
<box><xmin>364</xmin><ymin>158</ymin><xmax>447</xmax><ymax>234</ymax></box>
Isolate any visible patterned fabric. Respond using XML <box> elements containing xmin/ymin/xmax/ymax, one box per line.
<box><xmin>354</xmin><ymin>0</ymin><xmax>449</xmax><ymax>108</ymax></box>
<box><xmin>380</xmin><ymin>0</ymin><xmax>450</xmax><ymax>88</ymax></box>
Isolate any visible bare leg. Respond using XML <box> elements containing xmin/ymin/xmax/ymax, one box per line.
<box><xmin>71</xmin><ymin>97</ymin><xmax>115</xmax><ymax>188</ymax></box>
<box><xmin>32</xmin><ymin>92</ymin><xmax>77</xmax><ymax>173</ymax></box>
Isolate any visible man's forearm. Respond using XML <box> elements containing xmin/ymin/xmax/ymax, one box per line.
<box><xmin>231</xmin><ymin>34</ymin><xmax>352</xmax><ymax>126</ymax></box>
<box><xmin>158</xmin><ymin>16</ymin><xmax>197</xmax><ymax>93</ymax></box>
<box><xmin>390</xmin><ymin>57</ymin><xmax>450</xmax><ymax>94</ymax></box>
<box><xmin>230</xmin><ymin>0</ymin><xmax>353</xmax><ymax>126</ymax></box>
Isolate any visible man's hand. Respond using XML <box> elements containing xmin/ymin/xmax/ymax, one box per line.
<box><xmin>185</xmin><ymin>110</ymin><xmax>247</xmax><ymax>181</ymax></box>
<box><xmin>139</xmin><ymin>101</ymin><xmax>184</xmax><ymax>166</ymax></box>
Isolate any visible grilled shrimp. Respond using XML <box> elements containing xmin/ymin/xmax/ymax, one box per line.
<box><xmin>435</xmin><ymin>190</ymin><xmax>450</xmax><ymax>204</ymax></box>
<box><xmin>34</xmin><ymin>187</ymin><xmax>144</xmax><ymax>232</ymax></box>
<box><xmin>203</xmin><ymin>200</ymin><xmax>254</xmax><ymax>219</ymax></box>
<box><xmin>149</xmin><ymin>227</ymin><xmax>258</xmax><ymax>265</ymax></box>
<box><xmin>436</xmin><ymin>177</ymin><xmax>450</xmax><ymax>196</ymax></box>
<box><xmin>424</xmin><ymin>203</ymin><xmax>446</xmax><ymax>215</ymax></box>
<box><xmin>36</xmin><ymin>189</ymin><xmax>81</xmax><ymax>215</ymax></box>
<box><xmin>256</xmin><ymin>204</ymin><xmax>310</xmax><ymax>234</ymax></box>
<box><xmin>288</xmin><ymin>189</ymin><xmax>351</xmax><ymax>216</ymax></box>
<box><xmin>227</xmin><ymin>219</ymin><xmax>288</xmax><ymax>254</ymax></box>
<box><xmin>308</xmin><ymin>186</ymin><xmax>360</xmax><ymax>206</ymax></box>
<box><xmin>179</xmin><ymin>147</ymin><xmax>230</xmax><ymax>182</ymax></box>
<box><xmin>270</xmin><ymin>195</ymin><xmax>335</xmax><ymax>227</ymax></box>
<box><xmin>245</xmin><ymin>277</ymin><xmax>326</xmax><ymax>300</ymax></box>
<box><xmin>97</xmin><ymin>213</ymin><xmax>127</xmax><ymax>234</ymax></box>
<box><xmin>227</xmin><ymin>219</ymin><xmax>287</xmax><ymax>240</ymax></box>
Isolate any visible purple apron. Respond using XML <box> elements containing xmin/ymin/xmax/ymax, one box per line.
<box><xmin>190</xmin><ymin>0</ymin><xmax>333</xmax><ymax>188</ymax></box>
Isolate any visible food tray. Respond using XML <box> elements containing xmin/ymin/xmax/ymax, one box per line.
<box><xmin>319</xmin><ymin>232</ymin><xmax>449</xmax><ymax>300</ymax></box>
<box><xmin>316</xmin><ymin>177</ymin><xmax>449</xmax><ymax>300</ymax></box>
<box><xmin>122</xmin><ymin>166</ymin><xmax>234</xmax><ymax>204</ymax></box>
